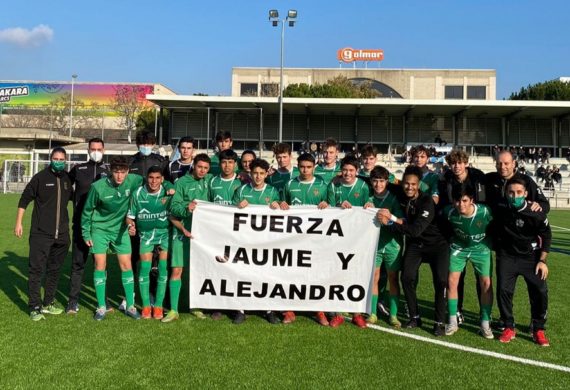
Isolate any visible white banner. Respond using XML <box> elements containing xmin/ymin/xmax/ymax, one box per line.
<box><xmin>189</xmin><ymin>201</ymin><xmax>379</xmax><ymax>312</ymax></box>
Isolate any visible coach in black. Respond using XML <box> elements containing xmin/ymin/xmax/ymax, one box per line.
<box><xmin>380</xmin><ymin>165</ymin><xmax>449</xmax><ymax>336</ymax></box>
<box><xmin>495</xmin><ymin>177</ymin><xmax>551</xmax><ymax>346</ymax></box>
<box><xmin>14</xmin><ymin>147</ymin><xmax>73</xmax><ymax>321</ymax></box>
<box><xmin>65</xmin><ymin>138</ymin><xmax>109</xmax><ymax>313</ymax></box>
<box><xmin>486</xmin><ymin>150</ymin><xmax>549</xmax><ymax>214</ymax></box>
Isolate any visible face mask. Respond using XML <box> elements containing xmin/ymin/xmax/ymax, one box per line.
<box><xmin>508</xmin><ymin>196</ymin><xmax>526</xmax><ymax>209</ymax></box>
<box><xmin>89</xmin><ymin>151</ymin><xmax>103</xmax><ymax>162</ymax></box>
<box><xmin>51</xmin><ymin>160</ymin><xmax>66</xmax><ymax>172</ymax></box>
<box><xmin>139</xmin><ymin>146</ymin><xmax>153</xmax><ymax>156</ymax></box>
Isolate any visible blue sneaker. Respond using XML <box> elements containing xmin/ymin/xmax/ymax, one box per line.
<box><xmin>126</xmin><ymin>306</ymin><xmax>141</xmax><ymax>320</ymax></box>
<box><xmin>93</xmin><ymin>307</ymin><xmax>106</xmax><ymax>321</ymax></box>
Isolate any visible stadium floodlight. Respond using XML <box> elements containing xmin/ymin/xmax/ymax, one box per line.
<box><xmin>69</xmin><ymin>74</ymin><xmax>78</xmax><ymax>138</ymax></box>
<box><xmin>268</xmin><ymin>9</ymin><xmax>298</xmax><ymax>143</ymax></box>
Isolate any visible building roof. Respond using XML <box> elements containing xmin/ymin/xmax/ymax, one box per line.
<box><xmin>147</xmin><ymin>95</ymin><xmax>570</xmax><ymax>119</ymax></box>
<box><xmin>0</xmin><ymin>128</ymin><xmax>84</xmax><ymax>143</ymax></box>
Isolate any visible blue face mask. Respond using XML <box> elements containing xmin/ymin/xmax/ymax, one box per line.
<box><xmin>139</xmin><ymin>146</ymin><xmax>152</xmax><ymax>156</ymax></box>
<box><xmin>508</xmin><ymin>196</ymin><xmax>526</xmax><ymax>209</ymax></box>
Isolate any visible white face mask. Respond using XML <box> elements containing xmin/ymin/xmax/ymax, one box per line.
<box><xmin>139</xmin><ymin>146</ymin><xmax>153</xmax><ymax>156</ymax></box>
<box><xmin>89</xmin><ymin>151</ymin><xmax>103</xmax><ymax>162</ymax></box>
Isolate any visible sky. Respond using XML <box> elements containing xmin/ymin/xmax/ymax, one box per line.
<box><xmin>1</xmin><ymin>0</ymin><xmax>569</xmax><ymax>99</ymax></box>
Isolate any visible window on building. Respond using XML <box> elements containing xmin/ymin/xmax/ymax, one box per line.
<box><xmin>240</xmin><ymin>83</ymin><xmax>258</xmax><ymax>96</ymax></box>
<box><xmin>445</xmin><ymin>86</ymin><xmax>464</xmax><ymax>99</ymax></box>
<box><xmin>467</xmin><ymin>86</ymin><xmax>486</xmax><ymax>100</ymax></box>
<box><xmin>261</xmin><ymin>83</ymin><xmax>280</xmax><ymax>97</ymax></box>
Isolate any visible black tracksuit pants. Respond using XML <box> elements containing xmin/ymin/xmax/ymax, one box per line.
<box><xmin>28</xmin><ymin>232</ymin><xmax>70</xmax><ymax>311</ymax></box>
<box><xmin>68</xmin><ymin>225</ymin><xmax>90</xmax><ymax>305</ymax></box>
<box><xmin>401</xmin><ymin>241</ymin><xmax>449</xmax><ymax>324</ymax></box>
<box><xmin>497</xmin><ymin>251</ymin><xmax>548</xmax><ymax>330</ymax></box>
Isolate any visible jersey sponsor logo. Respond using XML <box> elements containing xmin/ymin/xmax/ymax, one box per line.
<box><xmin>138</xmin><ymin>208</ymin><xmax>168</xmax><ymax>221</ymax></box>
<box><xmin>292</xmin><ymin>197</ymin><xmax>302</xmax><ymax>205</ymax></box>
<box><xmin>78</xmin><ymin>166</ymin><xmax>87</xmax><ymax>170</ymax></box>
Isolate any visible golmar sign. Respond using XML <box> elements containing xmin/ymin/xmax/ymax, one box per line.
<box><xmin>0</xmin><ymin>86</ymin><xmax>29</xmax><ymax>102</ymax></box>
<box><xmin>337</xmin><ymin>48</ymin><xmax>384</xmax><ymax>63</ymax></box>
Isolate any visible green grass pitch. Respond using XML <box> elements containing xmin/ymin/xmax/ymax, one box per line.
<box><xmin>0</xmin><ymin>194</ymin><xmax>569</xmax><ymax>388</ymax></box>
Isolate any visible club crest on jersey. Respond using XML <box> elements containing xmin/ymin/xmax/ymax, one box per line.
<box><xmin>476</xmin><ymin>221</ymin><xmax>483</xmax><ymax>228</ymax></box>
<box><xmin>161</xmin><ymin>197</ymin><xmax>167</xmax><ymax>204</ymax></box>
<box><xmin>354</xmin><ymin>192</ymin><xmax>360</xmax><ymax>198</ymax></box>
<box><xmin>265</xmin><ymin>197</ymin><xmax>270</xmax><ymax>204</ymax></box>
<box><xmin>313</xmin><ymin>189</ymin><xmax>320</xmax><ymax>196</ymax></box>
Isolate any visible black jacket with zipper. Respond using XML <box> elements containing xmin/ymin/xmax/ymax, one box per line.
<box><xmin>18</xmin><ymin>167</ymin><xmax>73</xmax><ymax>239</ymax></box>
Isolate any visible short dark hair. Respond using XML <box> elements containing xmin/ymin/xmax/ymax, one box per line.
<box><xmin>273</xmin><ymin>143</ymin><xmax>292</xmax><ymax>155</ymax></box>
<box><xmin>340</xmin><ymin>155</ymin><xmax>360</xmax><ymax>170</ymax></box>
<box><xmin>411</xmin><ymin>145</ymin><xmax>429</xmax><ymax>158</ymax></box>
<box><xmin>370</xmin><ymin>166</ymin><xmax>389</xmax><ymax>181</ymax></box>
<box><xmin>147</xmin><ymin>166</ymin><xmax>163</xmax><ymax>176</ymax></box>
<box><xmin>298</xmin><ymin>153</ymin><xmax>316</xmax><ymax>165</ymax></box>
<box><xmin>110</xmin><ymin>156</ymin><xmax>129</xmax><ymax>171</ymax></box>
<box><xmin>241</xmin><ymin>150</ymin><xmax>257</xmax><ymax>160</ymax></box>
<box><xmin>50</xmin><ymin>147</ymin><xmax>67</xmax><ymax>159</ymax></box>
<box><xmin>360</xmin><ymin>145</ymin><xmax>377</xmax><ymax>159</ymax></box>
<box><xmin>215</xmin><ymin>131</ymin><xmax>232</xmax><ymax>142</ymax></box>
<box><xmin>88</xmin><ymin>137</ymin><xmax>104</xmax><ymax>148</ymax></box>
<box><xmin>506</xmin><ymin>176</ymin><xmax>527</xmax><ymax>188</ymax></box>
<box><xmin>323</xmin><ymin>138</ymin><xmax>339</xmax><ymax>150</ymax></box>
<box><xmin>451</xmin><ymin>184</ymin><xmax>475</xmax><ymax>202</ymax></box>
<box><xmin>250</xmin><ymin>158</ymin><xmax>270</xmax><ymax>172</ymax></box>
<box><xmin>193</xmin><ymin>153</ymin><xmax>211</xmax><ymax>165</ymax></box>
<box><xmin>219</xmin><ymin>149</ymin><xmax>238</xmax><ymax>161</ymax></box>
<box><xmin>402</xmin><ymin>165</ymin><xmax>423</xmax><ymax>182</ymax></box>
<box><xmin>178</xmin><ymin>136</ymin><xmax>195</xmax><ymax>149</ymax></box>
<box><xmin>136</xmin><ymin>130</ymin><xmax>156</xmax><ymax>146</ymax></box>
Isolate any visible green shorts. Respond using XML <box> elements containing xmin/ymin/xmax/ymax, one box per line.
<box><xmin>170</xmin><ymin>233</ymin><xmax>190</xmax><ymax>268</ymax></box>
<box><xmin>449</xmin><ymin>246</ymin><xmax>492</xmax><ymax>277</ymax></box>
<box><xmin>139</xmin><ymin>229</ymin><xmax>170</xmax><ymax>254</ymax></box>
<box><xmin>90</xmin><ymin>228</ymin><xmax>131</xmax><ymax>255</ymax></box>
<box><xmin>375</xmin><ymin>244</ymin><xmax>401</xmax><ymax>271</ymax></box>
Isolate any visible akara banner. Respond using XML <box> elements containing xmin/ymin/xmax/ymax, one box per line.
<box><xmin>189</xmin><ymin>201</ymin><xmax>379</xmax><ymax>312</ymax></box>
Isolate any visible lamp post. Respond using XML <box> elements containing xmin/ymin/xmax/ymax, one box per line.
<box><xmin>69</xmin><ymin>74</ymin><xmax>78</xmax><ymax>137</ymax></box>
<box><xmin>269</xmin><ymin>9</ymin><xmax>297</xmax><ymax>143</ymax></box>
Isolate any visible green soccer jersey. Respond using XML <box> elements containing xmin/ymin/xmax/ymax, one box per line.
<box><xmin>420</xmin><ymin>171</ymin><xmax>440</xmax><ymax>197</ymax></box>
<box><xmin>81</xmin><ymin>174</ymin><xmax>143</xmax><ymax>241</ymax></box>
<box><xmin>368</xmin><ymin>191</ymin><xmax>403</xmax><ymax>249</ymax></box>
<box><xmin>283</xmin><ymin>176</ymin><xmax>328</xmax><ymax>206</ymax></box>
<box><xmin>233</xmin><ymin>183</ymin><xmax>280</xmax><ymax>206</ymax></box>
<box><xmin>266</xmin><ymin>166</ymin><xmax>299</xmax><ymax>194</ymax></box>
<box><xmin>315</xmin><ymin>162</ymin><xmax>341</xmax><ymax>184</ymax></box>
<box><xmin>170</xmin><ymin>173</ymin><xmax>212</xmax><ymax>228</ymax></box>
<box><xmin>127</xmin><ymin>185</ymin><xmax>171</xmax><ymax>232</ymax></box>
<box><xmin>444</xmin><ymin>203</ymin><xmax>492</xmax><ymax>250</ymax></box>
<box><xmin>209</xmin><ymin>174</ymin><xmax>243</xmax><ymax>205</ymax></box>
<box><xmin>327</xmin><ymin>178</ymin><xmax>370</xmax><ymax>207</ymax></box>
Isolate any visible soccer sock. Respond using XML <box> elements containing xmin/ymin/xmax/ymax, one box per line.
<box><xmin>389</xmin><ymin>294</ymin><xmax>399</xmax><ymax>317</ymax></box>
<box><xmin>155</xmin><ymin>260</ymin><xmax>168</xmax><ymax>308</ymax></box>
<box><xmin>169</xmin><ymin>279</ymin><xmax>181</xmax><ymax>313</ymax></box>
<box><xmin>94</xmin><ymin>270</ymin><xmax>107</xmax><ymax>309</ymax></box>
<box><xmin>448</xmin><ymin>298</ymin><xmax>458</xmax><ymax>324</ymax></box>
<box><xmin>371</xmin><ymin>294</ymin><xmax>379</xmax><ymax>315</ymax></box>
<box><xmin>481</xmin><ymin>304</ymin><xmax>492</xmax><ymax>327</ymax></box>
<box><xmin>121</xmin><ymin>270</ymin><xmax>135</xmax><ymax>308</ymax></box>
<box><xmin>138</xmin><ymin>261</ymin><xmax>151</xmax><ymax>308</ymax></box>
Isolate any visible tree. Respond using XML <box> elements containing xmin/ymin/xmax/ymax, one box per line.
<box><xmin>509</xmin><ymin>80</ymin><xmax>570</xmax><ymax>100</ymax></box>
<box><xmin>112</xmin><ymin>85</ymin><xmax>150</xmax><ymax>143</ymax></box>
<box><xmin>284</xmin><ymin>75</ymin><xmax>379</xmax><ymax>98</ymax></box>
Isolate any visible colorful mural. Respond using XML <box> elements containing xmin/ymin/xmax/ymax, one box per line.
<box><xmin>0</xmin><ymin>82</ymin><xmax>154</xmax><ymax>107</ymax></box>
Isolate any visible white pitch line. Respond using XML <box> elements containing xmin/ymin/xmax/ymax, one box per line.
<box><xmin>366</xmin><ymin>323</ymin><xmax>570</xmax><ymax>374</ymax></box>
<box><xmin>551</xmin><ymin>225</ymin><xmax>570</xmax><ymax>232</ymax></box>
